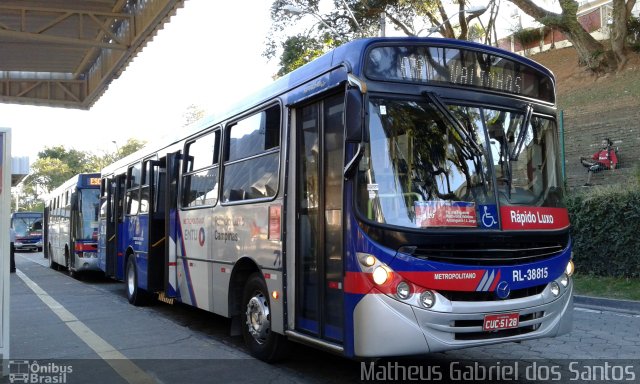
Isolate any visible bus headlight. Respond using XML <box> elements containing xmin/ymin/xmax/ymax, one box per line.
<box><xmin>372</xmin><ymin>266</ymin><xmax>390</xmax><ymax>285</ymax></box>
<box><xmin>550</xmin><ymin>282</ymin><xmax>560</xmax><ymax>297</ymax></box>
<box><xmin>565</xmin><ymin>260</ymin><xmax>575</xmax><ymax>276</ymax></box>
<box><xmin>420</xmin><ymin>290</ymin><xmax>436</xmax><ymax>308</ymax></box>
<box><xmin>358</xmin><ymin>253</ymin><xmax>376</xmax><ymax>267</ymax></box>
<box><xmin>560</xmin><ymin>274</ymin><xmax>569</xmax><ymax>287</ymax></box>
<box><xmin>396</xmin><ymin>281</ymin><xmax>411</xmax><ymax>300</ymax></box>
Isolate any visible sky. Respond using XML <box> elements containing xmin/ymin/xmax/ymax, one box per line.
<box><xmin>1</xmin><ymin>0</ymin><xmax>279</xmax><ymax>162</ymax></box>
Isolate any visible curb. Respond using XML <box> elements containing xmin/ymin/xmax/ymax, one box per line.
<box><xmin>574</xmin><ymin>295</ymin><xmax>640</xmax><ymax>315</ymax></box>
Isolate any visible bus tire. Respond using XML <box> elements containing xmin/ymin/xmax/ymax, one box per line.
<box><xmin>126</xmin><ymin>256</ymin><xmax>148</xmax><ymax>306</ymax></box>
<box><xmin>48</xmin><ymin>245</ymin><xmax>59</xmax><ymax>271</ymax></box>
<box><xmin>241</xmin><ymin>272</ymin><xmax>290</xmax><ymax>363</ymax></box>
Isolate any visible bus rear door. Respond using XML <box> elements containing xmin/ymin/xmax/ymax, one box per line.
<box><xmin>164</xmin><ymin>152</ymin><xmax>181</xmax><ymax>298</ymax></box>
<box><xmin>105</xmin><ymin>174</ymin><xmax>125</xmax><ymax>279</ymax></box>
<box><xmin>145</xmin><ymin>158</ymin><xmax>166</xmax><ymax>292</ymax></box>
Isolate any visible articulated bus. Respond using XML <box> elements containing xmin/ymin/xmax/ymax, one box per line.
<box><xmin>98</xmin><ymin>37</ymin><xmax>573</xmax><ymax>362</ymax></box>
<box><xmin>44</xmin><ymin>173</ymin><xmax>102</xmax><ymax>276</ymax></box>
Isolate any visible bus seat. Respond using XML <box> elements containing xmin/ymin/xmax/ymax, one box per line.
<box><xmin>229</xmin><ymin>189</ymin><xmax>245</xmax><ymax>202</ymax></box>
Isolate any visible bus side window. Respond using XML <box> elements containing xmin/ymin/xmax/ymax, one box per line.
<box><xmin>127</xmin><ymin>163</ymin><xmax>142</xmax><ymax>215</ymax></box>
<box><xmin>181</xmin><ymin>129</ymin><xmax>220</xmax><ymax>208</ymax></box>
<box><xmin>222</xmin><ymin>105</ymin><xmax>280</xmax><ymax>203</ymax></box>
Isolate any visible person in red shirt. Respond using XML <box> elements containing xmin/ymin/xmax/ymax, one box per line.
<box><xmin>580</xmin><ymin>138</ymin><xmax>618</xmax><ymax>186</ymax></box>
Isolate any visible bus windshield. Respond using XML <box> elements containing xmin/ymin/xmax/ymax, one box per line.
<box><xmin>357</xmin><ymin>97</ymin><xmax>563</xmax><ymax>229</ymax></box>
<box><xmin>12</xmin><ymin>215</ymin><xmax>42</xmax><ymax>237</ymax></box>
<box><xmin>80</xmin><ymin>189</ymin><xmax>100</xmax><ymax>240</ymax></box>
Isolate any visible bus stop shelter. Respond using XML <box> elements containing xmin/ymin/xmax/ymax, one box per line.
<box><xmin>0</xmin><ymin>0</ymin><xmax>186</xmax><ymax>110</ymax></box>
<box><xmin>0</xmin><ymin>0</ymin><xmax>187</xmax><ymax>373</ymax></box>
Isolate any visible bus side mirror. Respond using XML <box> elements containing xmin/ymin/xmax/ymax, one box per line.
<box><xmin>70</xmin><ymin>192</ymin><xmax>79</xmax><ymax>211</ymax></box>
<box><xmin>345</xmin><ymin>88</ymin><xmax>363</xmax><ymax>142</ymax></box>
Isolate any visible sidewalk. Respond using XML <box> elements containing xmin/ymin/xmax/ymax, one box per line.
<box><xmin>5</xmin><ymin>253</ymin><xmax>310</xmax><ymax>384</ymax></box>
<box><xmin>574</xmin><ymin>295</ymin><xmax>640</xmax><ymax>315</ymax></box>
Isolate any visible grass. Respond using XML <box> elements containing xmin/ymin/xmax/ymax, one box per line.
<box><xmin>573</xmin><ymin>274</ymin><xmax>640</xmax><ymax>301</ymax></box>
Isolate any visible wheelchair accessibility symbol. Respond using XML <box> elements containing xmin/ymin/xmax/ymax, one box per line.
<box><xmin>480</xmin><ymin>205</ymin><xmax>499</xmax><ymax>229</ymax></box>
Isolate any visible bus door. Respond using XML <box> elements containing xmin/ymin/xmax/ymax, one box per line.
<box><xmin>105</xmin><ymin>174</ymin><xmax>125</xmax><ymax>279</ymax></box>
<box><xmin>145</xmin><ymin>158</ymin><xmax>166</xmax><ymax>292</ymax></box>
<box><xmin>43</xmin><ymin>206</ymin><xmax>50</xmax><ymax>258</ymax></box>
<box><xmin>295</xmin><ymin>93</ymin><xmax>345</xmax><ymax>343</ymax></box>
<box><xmin>164</xmin><ymin>152</ymin><xmax>181</xmax><ymax>298</ymax></box>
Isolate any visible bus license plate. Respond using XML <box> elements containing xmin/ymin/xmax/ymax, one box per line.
<box><xmin>483</xmin><ymin>313</ymin><xmax>519</xmax><ymax>331</ymax></box>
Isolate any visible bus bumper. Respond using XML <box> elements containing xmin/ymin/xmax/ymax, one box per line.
<box><xmin>73</xmin><ymin>253</ymin><xmax>101</xmax><ymax>272</ymax></box>
<box><xmin>352</xmin><ymin>278</ymin><xmax>573</xmax><ymax>357</ymax></box>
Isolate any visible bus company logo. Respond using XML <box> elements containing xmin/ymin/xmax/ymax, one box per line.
<box><xmin>495</xmin><ymin>281</ymin><xmax>511</xmax><ymax>299</ymax></box>
<box><xmin>9</xmin><ymin>360</ymin><xmax>73</xmax><ymax>383</ymax></box>
<box><xmin>198</xmin><ymin>227</ymin><xmax>205</xmax><ymax>247</ymax></box>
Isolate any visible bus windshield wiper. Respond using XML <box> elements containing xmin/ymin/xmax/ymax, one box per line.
<box><xmin>423</xmin><ymin>91</ymin><xmax>484</xmax><ymax>159</ymax></box>
<box><xmin>510</xmin><ymin>104</ymin><xmax>533</xmax><ymax>161</ymax></box>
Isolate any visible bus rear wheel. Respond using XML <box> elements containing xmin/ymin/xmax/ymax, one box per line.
<box><xmin>241</xmin><ymin>272</ymin><xmax>289</xmax><ymax>362</ymax></box>
<box><xmin>126</xmin><ymin>256</ymin><xmax>148</xmax><ymax>306</ymax></box>
<box><xmin>48</xmin><ymin>245</ymin><xmax>58</xmax><ymax>271</ymax></box>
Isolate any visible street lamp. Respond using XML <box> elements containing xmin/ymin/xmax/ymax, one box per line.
<box><xmin>112</xmin><ymin>140</ymin><xmax>120</xmax><ymax>154</ymax></box>
<box><xmin>425</xmin><ymin>5</ymin><xmax>487</xmax><ymax>37</ymax></box>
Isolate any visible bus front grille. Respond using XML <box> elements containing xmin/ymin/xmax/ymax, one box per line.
<box><xmin>410</xmin><ymin>242</ymin><xmax>566</xmax><ymax>266</ymax></box>
<box><xmin>439</xmin><ymin>284</ymin><xmax>546</xmax><ymax>302</ymax></box>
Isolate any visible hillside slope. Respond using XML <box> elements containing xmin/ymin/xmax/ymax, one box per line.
<box><xmin>527</xmin><ymin>47</ymin><xmax>640</xmax><ymax>188</ymax></box>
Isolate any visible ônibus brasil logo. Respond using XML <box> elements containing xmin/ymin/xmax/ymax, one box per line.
<box><xmin>9</xmin><ymin>360</ymin><xmax>73</xmax><ymax>383</ymax></box>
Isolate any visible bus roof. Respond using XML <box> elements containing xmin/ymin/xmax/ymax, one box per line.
<box><xmin>101</xmin><ymin>37</ymin><xmax>555</xmax><ymax>175</ymax></box>
<box><xmin>45</xmin><ymin>173</ymin><xmax>101</xmax><ymax>203</ymax></box>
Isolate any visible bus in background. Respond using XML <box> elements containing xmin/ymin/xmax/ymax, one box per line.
<box><xmin>45</xmin><ymin>173</ymin><xmax>102</xmax><ymax>276</ymax></box>
<box><xmin>98</xmin><ymin>37</ymin><xmax>573</xmax><ymax>362</ymax></box>
<box><xmin>10</xmin><ymin>212</ymin><xmax>43</xmax><ymax>252</ymax></box>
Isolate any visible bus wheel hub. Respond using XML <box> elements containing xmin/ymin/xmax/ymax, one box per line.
<box><xmin>246</xmin><ymin>294</ymin><xmax>270</xmax><ymax>343</ymax></box>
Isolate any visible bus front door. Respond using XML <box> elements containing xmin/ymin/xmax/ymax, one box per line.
<box><xmin>295</xmin><ymin>94</ymin><xmax>345</xmax><ymax>344</ymax></box>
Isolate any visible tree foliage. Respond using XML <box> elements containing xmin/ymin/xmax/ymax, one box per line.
<box><xmin>17</xmin><ymin>138</ymin><xmax>146</xmax><ymax>211</ymax></box>
<box><xmin>508</xmin><ymin>0</ymin><xmax>637</xmax><ymax>72</ymax></box>
<box><xmin>182</xmin><ymin>104</ymin><xmax>206</xmax><ymax>127</ymax></box>
<box><xmin>266</xmin><ymin>0</ymin><xmax>492</xmax><ymax>75</ymax></box>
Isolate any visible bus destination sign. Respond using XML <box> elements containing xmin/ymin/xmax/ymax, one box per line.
<box><xmin>365</xmin><ymin>45</ymin><xmax>555</xmax><ymax>103</ymax></box>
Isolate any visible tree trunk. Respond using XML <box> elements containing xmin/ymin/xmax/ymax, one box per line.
<box><xmin>611</xmin><ymin>0</ymin><xmax>630</xmax><ymax>69</ymax></box>
<box><xmin>509</xmin><ymin>0</ymin><xmax>615</xmax><ymax>73</ymax></box>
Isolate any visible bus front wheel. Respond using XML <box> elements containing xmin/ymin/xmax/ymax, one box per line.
<box><xmin>241</xmin><ymin>272</ymin><xmax>289</xmax><ymax>362</ymax></box>
<box><xmin>126</xmin><ymin>256</ymin><xmax>148</xmax><ymax>306</ymax></box>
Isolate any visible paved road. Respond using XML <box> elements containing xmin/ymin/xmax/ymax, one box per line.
<box><xmin>8</xmin><ymin>252</ymin><xmax>640</xmax><ymax>383</ymax></box>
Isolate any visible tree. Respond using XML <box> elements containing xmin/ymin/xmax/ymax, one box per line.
<box><xmin>24</xmin><ymin>157</ymin><xmax>73</xmax><ymax>195</ymax></box>
<box><xmin>182</xmin><ymin>104</ymin><xmax>206</xmax><ymax>127</ymax></box>
<box><xmin>508</xmin><ymin>0</ymin><xmax>637</xmax><ymax>72</ymax></box>
<box><xmin>117</xmin><ymin>138</ymin><xmax>146</xmax><ymax>158</ymax></box>
<box><xmin>23</xmin><ymin>139</ymin><xmax>147</xmax><ymax>198</ymax></box>
<box><xmin>266</xmin><ymin>0</ymin><xmax>492</xmax><ymax>75</ymax></box>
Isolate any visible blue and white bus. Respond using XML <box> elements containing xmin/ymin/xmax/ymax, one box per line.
<box><xmin>45</xmin><ymin>173</ymin><xmax>102</xmax><ymax>276</ymax></box>
<box><xmin>10</xmin><ymin>212</ymin><xmax>43</xmax><ymax>252</ymax></box>
<box><xmin>98</xmin><ymin>37</ymin><xmax>574</xmax><ymax>361</ymax></box>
